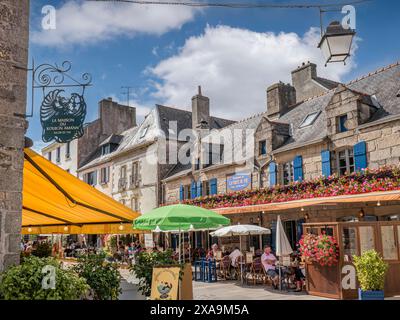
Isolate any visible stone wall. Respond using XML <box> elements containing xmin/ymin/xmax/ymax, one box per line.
<box><xmin>0</xmin><ymin>0</ymin><xmax>29</xmax><ymax>271</ymax></box>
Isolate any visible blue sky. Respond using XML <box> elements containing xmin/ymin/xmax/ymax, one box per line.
<box><xmin>28</xmin><ymin>0</ymin><xmax>400</xmax><ymax>149</ymax></box>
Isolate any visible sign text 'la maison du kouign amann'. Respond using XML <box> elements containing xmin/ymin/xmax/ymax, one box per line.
<box><xmin>31</xmin><ymin>61</ymin><xmax>92</xmax><ymax>144</ymax></box>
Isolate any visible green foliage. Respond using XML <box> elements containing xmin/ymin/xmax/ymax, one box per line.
<box><xmin>72</xmin><ymin>252</ymin><xmax>121</xmax><ymax>300</ymax></box>
<box><xmin>130</xmin><ymin>249</ymin><xmax>180</xmax><ymax>297</ymax></box>
<box><xmin>32</xmin><ymin>242</ymin><xmax>52</xmax><ymax>258</ymax></box>
<box><xmin>0</xmin><ymin>256</ymin><xmax>89</xmax><ymax>300</ymax></box>
<box><xmin>353</xmin><ymin>250</ymin><xmax>389</xmax><ymax>291</ymax></box>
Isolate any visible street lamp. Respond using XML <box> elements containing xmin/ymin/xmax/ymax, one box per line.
<box><xmin>318</xmin><ymin>21</ymin><xmax>355</xmax><ymax>66</ymax></box>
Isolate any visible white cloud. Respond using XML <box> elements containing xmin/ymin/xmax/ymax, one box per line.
<box><xmin>150</xmin><ymin>25</ymin><xmax>358</xmax><ymax>120</ymax></box>
<box><xmin>32</xmin><ymin>0</ymin><xmax>198</xmax><ymax>47</ymax></box>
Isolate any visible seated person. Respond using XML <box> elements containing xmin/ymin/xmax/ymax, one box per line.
<box><xmin>261</xmin><ymin>246</ymin><xmax>279</xmax><ymax>289</ymax></box>
<box><xmin>229</xmin><ymin>247</ymin><xmax>243</xmax><ymax>267</ymax></box>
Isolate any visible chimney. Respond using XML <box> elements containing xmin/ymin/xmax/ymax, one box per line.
<box><xmin>192</xmin><ymin>86</ymin><xmax>210</xmax><ymax>130</ymax></box>
<box><xmin>291</xmin><ymin>61</ymin><xmax>323</xmax><ymax>102</ymax></box>
<box><xmin>99</xmin><ymin>98</ymin><xmax>137</xmax><ymax>136</ymax></box>
<box><xmin>266</xmin><ymin>81</ymin><xmax>296</xmax><ymax>119</ymax></box>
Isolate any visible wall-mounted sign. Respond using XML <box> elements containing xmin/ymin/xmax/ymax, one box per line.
<box><xmin>227</xmin><ymin>172</ymin><xmax>251</xmax><ymax>192</ymax></box>
<box><xmin>31</xmin><ymin>61</ymin><xmax>92</xmax><ymax>144</ymax></box>
<box><xmin>41</xmin><ymin>90</ymin><xmax>86</xmax><ymax>143</ymax></box>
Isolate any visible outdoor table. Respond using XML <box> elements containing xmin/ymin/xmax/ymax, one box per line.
<box><xmin>203</xmin><ymin>259</ymin><xmax>217</xmax><ymax>283</ymax></box>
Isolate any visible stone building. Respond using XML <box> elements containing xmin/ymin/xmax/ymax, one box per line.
<box><xmin>77</xmin><ymin>99</ymin><xmax>234</xmax><ymax>215</ymax></box>
<box><xmin>0</xmin><ymin>0</ymin><xmax>29</xmax><ymax>271</ymax></box>
<box><xmin>163</xmin><ymin>61</ymin><xmax>400</xmax><ymax>250</ymax></box>
<box><xmin>41</xmin><ymin>97</ymin><xmax>136</xmax><ymax>177</ymax></box>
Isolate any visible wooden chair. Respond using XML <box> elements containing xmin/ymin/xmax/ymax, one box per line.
<box><xmin>246</xmin><ymin>257</ymin><xmax>266</xmax><ymax>285</ymax></box>
<box><xmin>234</xmin><ymin>255</ymin><xmax>246</xmax><ymax>282</ymax></box>
<box><xmin>218</xmin><ymin>255</ymin><xmax>231</xmax><ymax>280</ymax></box>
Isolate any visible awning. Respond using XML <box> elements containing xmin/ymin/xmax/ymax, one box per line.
<box><xmin>212</xmin><ymin>189</ymin><xmax>400</xmax><ymax>215</ymax></box>
<box><xmin>22</xmin><ymin>148</ymin><xmax>142</xmax><ymax>234</ymax></box>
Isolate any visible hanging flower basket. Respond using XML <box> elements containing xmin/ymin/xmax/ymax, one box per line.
<box><xmin>315</xmin><ymin>234</ymin><xmax>339</xmax><ymax>267</ymax></box>
<box><xmin>298</xmin><ymin>234</ymin><xmax>318</xmax><ymax>263</ymax></box>
<box><xmin>298</xmin><ymin>233</ymin><xmax>339</xmax><ymax>266</ymax></box>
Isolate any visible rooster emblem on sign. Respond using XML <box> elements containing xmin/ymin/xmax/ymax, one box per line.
<box><xmin>40</xmin><ymin>89</ymin><xmax>87</xmax><ymax>143</ymax></box>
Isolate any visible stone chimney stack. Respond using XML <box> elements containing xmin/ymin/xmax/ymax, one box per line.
<box><xmin>291</xmin><ymin>61</ymin><xmax>325</xmax><ymax>102</ymax></box>
<box><xmin>192</xmin><ymin>86</ymin><xmax>210</xmax><ymax>130</ymax></box>
<box><xmin>99</xmin><ymin>98</ymin><xmax>137</xmax><ymax>135</ymax></box>
<box><xmin>266</xmin><ymin>81</ymin><xmax>296</xmax><ymax>119</ymax></box>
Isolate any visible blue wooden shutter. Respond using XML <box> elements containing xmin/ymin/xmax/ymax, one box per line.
<box><xmin>293</xmin><ymin>155</ymin><xmax>303</xmax><ymax>182</ymax></box>
<box><xmin>296</xmin><ymin>219</ymin><xmax>306</xmax><ymax>243</ymax></box>
<box><xmin>191</xmin><ymin>180</ymin><xmax>197</xmax><ymax>199</ymax></box>
<box><xmin>179</xmin><ymin>184</ymin><xmax>184</xmax><ymax>201</ymax></box>
<box><xmin>269</xmin><ymin>162</ymin><xmax>277</xmax><ymax>186</ymax></box>
<box><xmin>196</xmin><ymin>180</ymin><xmax>203</xmax><ymax>198</ymax></box>
<box><xmin>270</xmin><ymin>220</ymin><xmax>277</xmax><ymax>252</ymax></box>
<box><xmin>210</xmin><ymin>178</ymin><xmax>218</xmax><ymax>195</ymax></box>
<box><xmin>354</xmin><ymin>141</ymin><xmax>367</xmax><ymax>172</ymax></box>
<box><xmin>321</xmin><ymin>150</ymin><xmax>331</xmax><ymax>177</ymax></box>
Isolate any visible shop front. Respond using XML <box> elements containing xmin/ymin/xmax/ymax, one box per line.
<box><xmin>303</xmin><ymin>221</ymin><xmax>400</xmax><ymax>299</ymax></box>
<box><xmin>211</xmin><ymin>190</ymin><xmax>400</xmax><ymax>298</ymax></box>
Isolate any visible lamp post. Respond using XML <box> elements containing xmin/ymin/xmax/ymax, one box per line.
<box><xmin>318</xmin><ymin>20</ymin><xmax>356</xmax><ymax>66</ymax></box>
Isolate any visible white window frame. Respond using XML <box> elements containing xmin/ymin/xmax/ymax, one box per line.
<box><xmin>281</xmin><ymin>161</ymin><xmax>294</xmax><ymax>185</ymax></box>
<box><xmin>100</xmin><ymin>167</ymin><xmax>110</xmax><ymax>184</ymax></box>
<box><xmin>336</xmin><ymin>149</ymin><xmax>355</xmax><ymax>176</ymax></box>
<box><xmin>299</xmin><ymin>111</ymin><xmax>321</xmax><ymax>128</ymax></box>
<box><xmin>140</xmin><ymin>126</ymin><xmax>149</xmax><ymax>139</ymax></box>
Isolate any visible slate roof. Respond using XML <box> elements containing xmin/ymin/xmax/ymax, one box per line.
<box><xmin>164</xmin><ymin>61</ymin><xmax>400</xmax><ymax>179</ymax></box>
<box><xmin>273</xmin><ymin>62</ymin><xmax>400</xmax><ymax>153</ymax></box>
<box><xmin>314</xmin><ymin>76</ymin><xmax>341</xmax><ymax>90</ymax></box>
<box><xmin>78</xmin><ymin>104</ymin><xmax>235</xmax><ymax>171</ymax></box>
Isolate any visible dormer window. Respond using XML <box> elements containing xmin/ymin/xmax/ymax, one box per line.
<box><xmin>299</xmin><ymin>111</ymin><xmax>320</xmax><ymax>128</ymax></box>
<box><xmin>259</xmin><ymin>140</ymin><xmax>267</xmax><ymax>156</ymax></box>
<box><xmin>337</xmin><ymin>114</ymin><xmax>348</xmax><ymax>133</ymax></box>
<box><xmin>101</xmin><ymin>144</ymin><xmax>111</xmax><ymax>156</ymax></box>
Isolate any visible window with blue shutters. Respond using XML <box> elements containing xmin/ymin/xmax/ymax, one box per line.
<box><xmin>196</xmin><ymin>180</ymin><xmax>203</xmax><ymax>198</ymax></box>
<box><xmin>321</xmin><ymin>150</ymin><xmax>331</xmax><ymax>177</ymax></box>
<box><xmin>179</xmin><ymin>184</ymin><xmax>184</xmax><ymax>201</ymax></box>
<box><xmin>269</xmin><ymin>162</ymin><xmax>277</xmax><ymax>186</ymax></box>
<box><xmin>191</xmin><ymin>181</ymin><xmax>197</xmax><ymax>199</ymax></box>
<box><xmin>293</xmin><ymin>155</ymin><xmax>303</xmax><ymax>182</ymax></box>
<box><xmin>354</xmin><ymin>141</ymin><xmax>367</xmax><ymax>172</ymax></box>
<box><xmin>210</xmin><ymin>178</ymin><xmax>218</xmax><ymax>195</ymax></box>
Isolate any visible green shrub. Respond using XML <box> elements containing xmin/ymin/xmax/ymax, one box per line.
<box><xmin>353</xmin><ymin>250</ymin><xmax>389</xmax><ymax>291</ymax></box>
<box><xmin>32</xmin><ymin>242</ymin><xmax>52</xmax><ymax>258</ymax></box>
<box><xmin>72</xmin><ymin>252</ymin><xmax>121</xmax><ymax>300</ymax></box>
<box><xmin>0</xmin><ymin>256</ymin><xmax>89</xmax><ymax>300</ymax></box>
<box><xmin>130</xmin><ymin>249</ymin><xmax>180</xmax><ymax>297</ymax></box>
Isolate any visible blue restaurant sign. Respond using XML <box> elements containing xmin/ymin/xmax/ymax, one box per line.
<box><xmin>227</xmin><ymin>173</ymin><xmax>252</xmax><ymax>192</ymax></box>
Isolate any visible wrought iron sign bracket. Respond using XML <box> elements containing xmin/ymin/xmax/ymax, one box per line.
<box><xmin>21</xmin><ymin>59</ymin><xmax>93</xmax><ymax>143</ymax></box>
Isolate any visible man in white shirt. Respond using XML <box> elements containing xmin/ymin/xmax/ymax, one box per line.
<box><xmin>229</xmin><ymin>247</ymin><xmax>243</xmax><ymax>267</ymax></box>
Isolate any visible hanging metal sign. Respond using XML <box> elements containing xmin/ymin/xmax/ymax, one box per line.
<box><xmin>31</xmin><ymin>61</ymin><xmax>92</xmax><ymax>143</ymax></box>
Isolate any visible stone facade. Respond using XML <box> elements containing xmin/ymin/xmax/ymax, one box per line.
<box><xmin>0</xmin><ymin>0</ymin><xmax>29</xmax><ymax>271</ymax></box>
<box><xmin>163</xmin><ymin>61</ymin><xmax>400</xmax><ymax>249</ymax></box>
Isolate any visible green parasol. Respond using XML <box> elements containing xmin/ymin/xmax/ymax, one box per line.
<box><xmin>133</xmin><ymin>204</ymin><xmax>230</xmax><ymax>231</ymax></box>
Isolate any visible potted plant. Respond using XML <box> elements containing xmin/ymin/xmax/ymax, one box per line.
<box><xmin>353</xmin><ymin>250</ymin><xmax>388</xmax><ymax>300</ymax></box>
